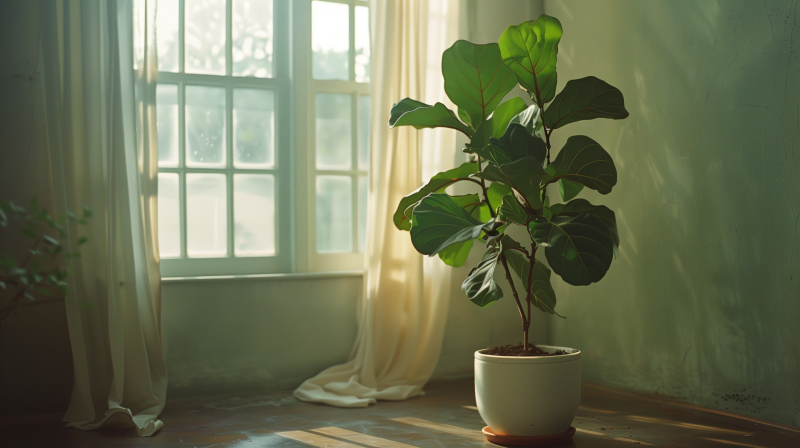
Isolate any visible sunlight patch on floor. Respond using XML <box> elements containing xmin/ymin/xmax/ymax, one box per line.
<box><xmin>627</xmin><ymin>415</ymin><xmax>753</xmax><ymax>436</ymax></box>
<box><xmin>391</xmin><ymin>417</ymin><xmax>484</xmax><ymax>441</ymax></box>
<box><xmin>702</xmin><ymin>438</ymin><xmax>767</xmax><ymax>448</ymax></box>
<box><xmin>311</xmin><ymin>427</ymin><xmax>418</xmax><ymax>448</ymax></box>
<box><xmin>276</xmin><ymin>430</ymin><xmax>363</xmax><ymax>447</ymax></box>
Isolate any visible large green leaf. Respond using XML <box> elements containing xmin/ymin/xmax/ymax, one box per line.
<box><xmin>528</xmin><ymin>214</ymin><xmax>615</xmax><ymax>286</ymax></box>
<box><xmin>393</xmin><ymin>162</ymin><xmax>479</xmax><ymax>230</ymax></box>
<box><xmin>473</xmin><ymin>156</ymin><xmax>549</xmax><ymax>210</ymax></box>
<box><xmin>462</xmin><ymin>245</ymin><xmax>503</xmax><ymax>307</ymax></box>
<box><xmin>543</xmin><ymin>76</ymin><xmax>629</xmax><ymax>129</ymax></box>
<box><xmin>558</xmin><ymin>178</ymin><xmax>584</xmax><ymax>202</ymax></box>
<box><xmin>469</xmin><ymin>97</ymin><xmax>527</xmax><ymax>153</ymax></box>
<box><xmin>438</xmin><ymin>239</ymin><xmax>473</xmax><ymax>267</ymax></box>
<box><xmin>499</xmin><ymin>15</ymin><xmax>562</xmax><ymax>104</ymax></box>
<box><xmin>389</xmin><ymin>98</ymin><xmax>472</xmax><ymax>136</ymax></box>
<box><xmin>504</xmin><ymin>249</ymin><xmax>559</xmax><ymax>315</ymax></box>
<box><xmin>547</xmin><ymin>135</ymin><xmax>617</xmax><ymax>194</ymax></box>
<box><xmin>451</xmin><ymin>193</ymin><xmax>491</xmax><ymax>223</ymax></box>
<box><xmin>486</xmin><ymin>182</ymin><xmax>512</xmax><ymax>213</ymax></box>
<box><xmin>410</xmin><ymin>193</ymin><xmax>491</xmax><ymax>256</ymax></box>
<box><xmin>550</xmin><ymin>199</ymin><xmax>619</xmax><ymax>255</ymax></box>
<box><xmin>485</xmin><ymin>123</ymin><xmax>547</xmax><ymax>166</ymax></box>
<box><xmin>498</xmin><ymin>194</ymin><xmax>528</xmax><ymax>226</ymax></box>
<box><xmin>442</xmin><ymin>41</ymin><xmax>518</xmax><ymax>131</ymax></box>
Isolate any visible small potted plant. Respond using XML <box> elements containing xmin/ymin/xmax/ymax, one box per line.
<box><xmin>388</xmin><ymin>14</ymin><xmax>629</xmax><ymax>442</ymax></box>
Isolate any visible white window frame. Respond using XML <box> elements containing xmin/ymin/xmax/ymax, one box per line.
<box><xmin>157</xmin><ymin>0</ymin><xmax>369</xmax><ymax>278</ymax></box>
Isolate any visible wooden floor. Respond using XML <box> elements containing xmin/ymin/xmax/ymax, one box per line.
<box><xmin>2</xmin><ymin>378</ymin><xmax>799</xmax><ymax>447</ymax></box>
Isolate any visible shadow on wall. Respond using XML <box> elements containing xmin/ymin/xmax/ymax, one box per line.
<box><xmin>544</xmin><ymin>0</ymin><xmax>800</xmax><ymax>428</ymax></box>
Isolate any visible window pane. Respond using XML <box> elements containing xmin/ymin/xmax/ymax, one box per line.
<box><xmin>358</xmin><ymin>95</ymin><xmax>370</xmax><ymax>170</ymax></box>
<box><xmin>358</xmin><ymin>175</ymin><xmax>367</xmax><ymax>253</ymax></box>
<box><xmin>187</xmin><ymin>174</ymin><xmax>227</xmax><ymax>257</ymax></box>
<box><xmin>233</xmin><ymin>0</ymin><xmax>273</xmax><ymax>78</ymax></box>
<box><xmin>234</xmin><ymin>89</ymin><xmax>274</xmax><ymax>168</ymax></box>
<box><xmin>157</xmin><ymin>84</ymin><xmax>179</xmax><ymax>167</ymax></box>
<box><xmin>317</xmin><ymin>176</ymin><xmax>352</xmax><ymax>252</ymax></box>
<box><xmin>316</xmin><ymin>93</ymin><xmax>352</xmax><ymax>170</ymax></box>
<box><xmin>234</xmin><ymin>174</ymin><xmax>275</xmax><ymax>256</ymax></box>
<box><xmin>186</xmin><ymin>86</ymin><xmax>226</xmax><ymax>167</ymax></box>
<box><xmin>312</xmin><ymin>1</ymin><xmax>349</xmax><ymax>80</ymax></box>
<box><xmin>355</xmin><ymin>5</ymin><xmax>370</xmax><ymax>83</ymax></box>
<box><xmin>158</xmin><ymin>173</ymin><xmax>181</xmax><ymax>257</ymax></box>
<box><xmin>157</xmin><ymin>0</ymin><xmax>179</xmax><ymax>72</ymax></box>
<box><xmin>185</xmin><ymin>0</ymin><xmax>226</xmax><ymax>75</ymax></box>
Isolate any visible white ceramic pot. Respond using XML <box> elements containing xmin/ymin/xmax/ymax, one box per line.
<box><xmin>474</xmin><ymin>345</ymin><xmax>581</xmax><ymax>437</ymax></box>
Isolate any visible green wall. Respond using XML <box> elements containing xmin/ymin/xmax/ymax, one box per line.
<box><xmin>544</xmin><ymin>0</ymin><xmax>800</xmax><ymax>428</ymax></box>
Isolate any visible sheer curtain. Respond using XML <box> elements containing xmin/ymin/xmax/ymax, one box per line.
<box><xmin>294</xmin><ymin>0</ymin><xmax>465</xmax><ymax>407</ymax></box>
<box><xmin>39</xmin><ymin>0</ymin><xmax>167</xmax><ymax>436</ymax></box>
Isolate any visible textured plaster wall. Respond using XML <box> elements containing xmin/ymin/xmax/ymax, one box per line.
<box><xmin>544</xmin><ymin>0</ymin><xmax>800</xmax><ymax>428</ymax></box>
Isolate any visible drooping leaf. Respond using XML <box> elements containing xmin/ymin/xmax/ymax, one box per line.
<box><xmin>485</xmin><ymin>123</ymin><xmax>547</xmax><ymax>166</ymax></box>
<box><xmin>393</xmin><ymin>162</ymin><xmax>479</xmax><ymax>230</ymax></box>
<box><xmin>438</xmin><ymin>239</ymin><xmax>473</xmax><ymax>267</ymax></box>
<box><xmin>509</xmin><ymin>104</ymin><xmax>540</xmax><ymax>135</ymax></box>
<box><xmin>547</xmin><ymin>135</ymin><xmax>617</xmax><ymax>194</ymax></box>
<box><xmin>542</xmin><ymin>195</ymin><xmax>553</xmax><ymax>221</ymax></box>
<box><xmin>543</xmin><ymin>76</ymin><xmax>629</xmax><ymax>129</ymax></box>
<box><xmin>504</xmin><ymin>249</ymin><xmax>559</xmax><ymax>315</ymax></box>
<box><xmin>550</xmin><ymin>199</ymin><xmax>619</xmax><ymax>255</ymax></box>
<box><xmin>558</xmin><ymin>178</ymin><xmax>584</xmax><ymax>202</ymax></box>
<box><xmin>473</xmin><ymin>156</ymin><xmax>549</xmax><ymax>210</ymax></box>
<box><xmin>469</xmin><ymin>97</ymin><xmax>528</xmax><ymax>153</ymax></box>
<box><xmin>462</xmin><ymin>245</ymin><xmax>503</xmax><ymax>307</ymax></box>
<box><xmin>486</xmin><ymin>182</ymin><xmax>512</xmax><ymax>213</ymax></box>
<box><xmin>442</xmin><ymin>41</ymin><xmax>518</xmax><ymax>131</ymax></box>
<box><xmin>389</xmin><ymin>98</ymin><xmax>472</xmax><ymax>136</ymax></box>
<box><xmin>498</xmin><ymin>194</ymin><xmax>528</xmax><ymax>226</ymax></box>
<box><xmin>410</xmin><ymin>193</ymin><xmax>491</xmax><ymax>256</ymax></box>
<box><xmin>528</xmin><ymin>214</ymin><xmax>615</xmax><ymax>286</ymax></box>
<box><xmin>499</xmin><ymin>15</ymin><xmax>562</xmax><ymax>104</ymax></box>
<box><xmin>451</xmin><ymin>194</ymin><xmax>490</xmax><ymax>223</ymax></box>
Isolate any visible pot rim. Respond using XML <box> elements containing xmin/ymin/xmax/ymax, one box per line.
<box><xmin>474</xmin><ymin>345</ymin><xmax>581</xmax><ymax>364</ymax></box>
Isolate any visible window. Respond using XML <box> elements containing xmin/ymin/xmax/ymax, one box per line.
<box><xmin>154</xmin><ymin>0</ymin><xmax>370</xmax><ymax>277</ymax></box>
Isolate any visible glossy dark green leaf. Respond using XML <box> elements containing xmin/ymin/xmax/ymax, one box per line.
<box><xmin>498</xmin><ymin>194</ymin><xmax>528</xmax><ymax>226</ymax></box>
<box><xmin>451</xmin><ymin>194</ymin><xmax>490</xmax><ymax>223</ymax></box>
<box><xmin>393</xmin><ymin>162</ymin><xmax>479</xmax><ymax>230</ymax></box>
<box><xmin>547</xmin><ymin>135</ymin><xmax>617</xmax><ymax>194</ymax></box>
<box><xmin>543</xmin><ymin>76</ymin><xmax>629</xmax><ymax>129</ymax></box>
<box><xmin>473</xmin><ymin>156</ymin><xmax>549</xmax><ymax>210</ymax></box>
<box><xmin>550</xmin><ymin>199</ymin><xmax>619</xmax><ymax>255</ymax></box>
<box><xmin>442</xmin><ymin>41</ymin><xmax>518</xmax><ymax>130</ymax></box>
<box><xmin>462</xmin><ymin>245</ymin><xmax>503</xmax><ymax>307</ymax></box>
<box><xmin>485</xmin><ymin>123</ymin><xmax>547</xmax><ymax>166</ymax></box>
<box><xmin>486</xmin><ymin>182</ymin><xmax>512</xmax><ymax>213</ymax></box>
<box><xmin>558</xmin><ymin>178</ymin><xmax>584</xmax><ymax>202</ymax></box>
<box><xmin>438</xmin><ymin>239</ymin><xmax>473</xmax><ymax>267</ymax></box>
<box><xmin>499</xmin><ymin>15</ymin><xmax>562</xmax><ymax>104</ymax></box>
<box><xmin>504</xmin><ymin>249</ymin><xmax>559</xmax><ymax>315</ymax></box>
<box><xmin>509</xmin><ymin>104</ymin><xmax>540</xmax><ymax>135</ymax></box>
<box><xmin>389</xmin><ymin>98</ymin><xmax>472</xmax><ymax>136</ymax></box>
<box><xmin>410</xmin><ymin>193</ymin><xmax>490</xmax><ymax>256</ymax></box>
<box><xmin>469</xmin><ymin>97</ymin><xmax>527</xmax><ymax>153</ymax></box>
<box><xmin>528</xmin><ymin>214</ymin><xmax>615</xmax><ymax>286</ymax></box>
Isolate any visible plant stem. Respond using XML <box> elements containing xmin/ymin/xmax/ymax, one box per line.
<box><xmin>476</xmin><ymin>156</ymin><xmax>496</xmax><ymax>218</ymax></box>
<box><xmin>500</xmin><ymin>252</ymin><xmax>528</xmax><ymax>350</ymax></box>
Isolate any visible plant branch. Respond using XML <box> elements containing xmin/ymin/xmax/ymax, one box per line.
<box><xmin>499</xmin><ymin>252</ymin><xmax>528</xmax><ymax>346</ymax></box>
<box><xmin>476</xmin><ymin>156</ymin><xmax>496</xmax><ymax>218</ymax></box>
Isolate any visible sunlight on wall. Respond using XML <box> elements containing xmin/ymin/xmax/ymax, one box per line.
<box><xmin>544</xmin><ymin>0</ymin><xmax>800</xmax><ymax>428</ymax></box>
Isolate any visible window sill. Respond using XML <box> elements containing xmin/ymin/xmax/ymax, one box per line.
<box><xmin>161</xmin><ymin>270</ymin><xmax>365</xmax><ymax>283</ymax></box>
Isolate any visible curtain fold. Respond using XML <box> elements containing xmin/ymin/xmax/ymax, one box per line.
<box><xmin>294</xmin><ymin>0</ymin><xmax>464</xmax><ymax>408</ymax></box>
<box><xmin>39</xmin><ymin>0</ymin><xmax>167</xmax><ymax>436</ymax></box>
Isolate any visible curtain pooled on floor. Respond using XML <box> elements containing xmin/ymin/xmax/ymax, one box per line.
<box><xmin>40</xmin><ymin>0</ymin><xmax>167</xmax><ymax>436</ymax></box>
<box><xmin>294</xmin><ymin>0</ymin><xmax>465</xmax><ymax>407</ymax></box>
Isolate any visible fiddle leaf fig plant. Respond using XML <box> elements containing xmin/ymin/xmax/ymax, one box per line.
<box><xmin>389</xmin><ymin>15</ymin><xmax>629</xmax><ymax>351</ymax></box>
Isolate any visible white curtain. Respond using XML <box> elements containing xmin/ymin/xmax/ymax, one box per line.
<box><xmin>294</xmin><ymin>0</ymin><xmax>465</xmax><ymax>407</ymax></box>
<box><xmin>39</xmin><ymin>0</ymin><xmax>167</xmax><ymax>436</ymax></box>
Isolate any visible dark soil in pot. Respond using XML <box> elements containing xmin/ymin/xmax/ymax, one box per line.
<box><xmin>483</xmin><ymin>343</ymin><xmax>569</xmax><ymax>357</ymax></box>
